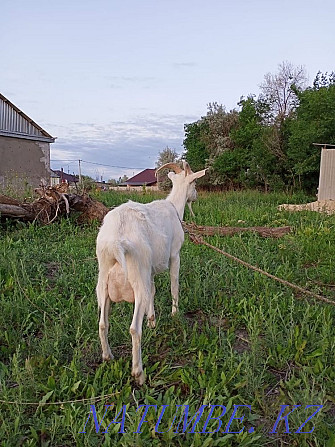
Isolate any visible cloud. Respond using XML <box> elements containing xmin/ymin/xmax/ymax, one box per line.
<box><xmin>173</xmin><ymin>62</ymin><xmax>197</xmax><ymax>68</ymax></box>
<box><xmin>105</xmin><ymin>75</ymin><xmax>157</xmax><ymax>90</ymax></box>
<box><xmin>107</xmin><ymin>76</ymin><xmax>156</xmax><ymax>83</ymax></box>
<box><xmin>50</xmin><ymin>113</ymin><xmax>198</xmax><ymax>181</ymax></box>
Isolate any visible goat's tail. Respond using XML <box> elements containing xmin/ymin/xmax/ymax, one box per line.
<box><xmin>109</xmin><ymin>239</ymin><xmax>134</xmax><ymax>281</ymax></box>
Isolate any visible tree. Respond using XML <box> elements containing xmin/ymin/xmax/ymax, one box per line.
<box><xmin>182</xmin><ymin>65</ymin><xmax>334</xmax><ymax>193</ymax></box>
<box><xmin>260</xmin><ymin>61</ymin><xmax>308</xmax><ymax>122</ymax></box>
<box><xmin>155</xmin><ymin>147</ymin><xmax>179</xmax><ymax>191</ymax></box>
<box><xmin>80</xmin><ymin>175</ymin><xmax>96</xmax><ymax>191</ymax></box>
<box><xmin>224</xmin><ymin>96</ymin><xmax>286</xmax><ymax>191</ymax></box>
<box><xmin>183</xmin><ymin>103</ymin><xmax>239</xmax><ymax>186</ymax></box>
<box><xmin>288</xmin><ymin>72</ymin><xmax>335</xmax><ymax>191</ymax></box>
<box><xmin>183</xmin><ymin>120</ymin><xmax>209</xmax><ymax>172</ymax></box>
<box><xmin>203</xmin><ymin>103</ymin><xmax>239</xmax><ymax>158</ymax></box>
<box><xmin>256</xmin><ymin>62</ymin><xmax>308</xmax><ymax>188</ymax></box>
<box><xmin>313</xmin><ymin>71</ymin><xmax>335</xmax><ymax>89</ymax></box>
<box><xmin>107</xmin><ymin>178</ymin><xmax>118</xmax><ymax>186</ymax></box>
<box><xmin>229</xmin><ymin>96</ymin><xmax>273</xmax><ymax>190</ymax></box>
<box><xmin>155</xmin><ymin>147</ymin><xmax>179</xmax><ymax>168</ymax></box>
<box><xmin>118</xmin><ymin>175</ymin><xmax>129</xmax><ymax>184</ymax></box>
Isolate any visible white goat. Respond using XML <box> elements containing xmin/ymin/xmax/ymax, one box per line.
<box><xmin>96</xmin><ymin>162</ymin><xmax>206</xmax><ymax>385</ymax></box>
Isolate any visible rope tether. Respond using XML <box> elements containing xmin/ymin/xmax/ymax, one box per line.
<box><xmin>186</xmin><ymin>231</ymin><xmax>335</xmax><ymax>307</ymax></box>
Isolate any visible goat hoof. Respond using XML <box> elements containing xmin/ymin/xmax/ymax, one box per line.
<box><xmin>102</xmin><ymin>351</ymin><xmax>114</xmax><ymax>362</ymax></box>
<box><xmin>147</xmin><ymin>316</ymin><xmax>156</xmax><ymax>329</ymax></box>
<box><xmin>132</xmin><ymin>370</ymin><xmax>145</xmax><ymax>386</ymax></box>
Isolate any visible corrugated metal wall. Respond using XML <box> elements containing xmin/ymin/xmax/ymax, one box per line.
<box><xmin>318</xmin><ymin>148</ymin><xmax>335</xmax><ymax>200</ymax></box>
<box><xmin>0</xmin><ymin>96</ymin><xmax>46</xmax><ymax>139</ymax></box>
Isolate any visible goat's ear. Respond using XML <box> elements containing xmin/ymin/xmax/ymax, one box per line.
<box><xmin>183</xmin><ymin>161</ymin><xmax>193</xmax><ymax>177</ymax></box>
<box><xmin>167</xmin><ymin>171</ymin><xmax>176</xmax><ymax>181</ymax></box>
<box><xmin>188</xmin><ymin>168</ymin><xmax>207</xmax><ymax>182</ymax></box>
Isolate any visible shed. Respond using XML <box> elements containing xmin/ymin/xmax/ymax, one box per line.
<box><xmin>313</xmin><ymin>143</ymin><xmax>335</xmax><ymax>200</ymax></box>
<box><xmin>0</xmin><ymin>93</ymin><xmax>56</xmax><ymax>191</ymax></box>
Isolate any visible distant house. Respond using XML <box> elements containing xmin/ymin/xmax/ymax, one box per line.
<box><xmin>122</xmin><ymin>168</ymin><xmax>157</xmax><ymax>190</ymax></box>
<box><xmin>51</xmin><ymin>170</ymin><xmax>78</xmax><ymax>186</ymax></box>
<box><xmin>0</xmin><ymin>93</ymin><xmax>56</xmax><ymax>190</ymax></box>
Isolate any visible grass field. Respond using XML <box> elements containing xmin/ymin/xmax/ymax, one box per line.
<box><xmin>1</xmin><ymin>190</ymin><xmax>335</xmax><ymax>446</ymax></box>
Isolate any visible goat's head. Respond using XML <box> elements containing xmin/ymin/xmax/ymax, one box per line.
<box><xmin>156</xmin><ymin>161</ymin><xmax>207</xmax><ymax>208</ymax></box>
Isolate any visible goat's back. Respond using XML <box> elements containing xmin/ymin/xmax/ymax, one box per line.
<box><xmin>96</xmin><ymin>199</ymin><xmax>184</xmax><ymax>275</ymax></box>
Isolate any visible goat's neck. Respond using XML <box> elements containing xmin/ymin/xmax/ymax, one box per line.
<box><xmin>166</xmin><ymin>188</ymin><xmax>187</xmax><ymax>220</ymax></box>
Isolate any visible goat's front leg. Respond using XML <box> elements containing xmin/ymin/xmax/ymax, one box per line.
<box><xmin>170</xmin><ymin>255</ymin><xmax>180</xmax><ymax>315</ymax></box>
<box><xmin>130</xmin><ymin>298</ymin><xmax>146</xmax><ymax>385</ymax></box>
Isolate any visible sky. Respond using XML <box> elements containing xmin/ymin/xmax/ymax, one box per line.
<box><xmin>1</xmin><ymin>0</ymin><xmax>334</xmax><ymax>181</ymax></box>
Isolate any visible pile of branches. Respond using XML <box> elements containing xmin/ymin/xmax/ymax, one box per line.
<box><xmin>0</xmin><ymin>184</ymin><xmax>109</xmax><ymax>224</ymax></box>
<box><xmin>183</xmin><ymin>222</ymin><xmax>291</xmax><ymax>238</ymax></box>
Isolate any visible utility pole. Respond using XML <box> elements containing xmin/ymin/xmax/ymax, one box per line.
<box><xmin>78</xmin><ymin>159</ymin><xmax>83</xmax><ymax>185</ymax></box>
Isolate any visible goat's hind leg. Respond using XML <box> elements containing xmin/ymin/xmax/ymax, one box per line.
<box><xmin>170</xmin><ymin>255</ymin><xmax>180</xmax><ymax>315</ymax></box>
<box><xmin>97</xmin><ymin>273</ymin><xmax>113</xmax><ymax>361</ymax></box>
<box><xmin>99</xmin><ymin>297</ymin><xmax>113</xmax><ymax>361</ymax></box>
<box><xmin>147</xmin><ymin>280</ymin><xmax>156</xmax><ymax>329</ymax></box>
<box><xmin>130</xmin><ymin>296</ymin><xmax>146</xmax><ymax>385</ymax></box>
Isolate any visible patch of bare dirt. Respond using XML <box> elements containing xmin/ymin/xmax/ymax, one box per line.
<box><xmin>184</xmin><ymin>309</ymin><xmax>206</xmax><ymax>331</ymax></box>
<box><xmin>45</xmin><ymin>261</ymin><xmax>60</xmax><ymax>281</ymax></box>
<box><xmin>232</xmin><ymin>329</ymin><xmax>251</xmax><ymax>353</ymax></box>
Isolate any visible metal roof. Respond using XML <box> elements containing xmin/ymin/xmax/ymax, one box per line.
<box><xmin>126</xmin><ymin>168</ymin><xmax>157</xmax><ymax>185</ymax></box>
<box><xmin>0</xmin><ymin>93</ymin><xmax>55</xmax><ymax>143</ymax></box>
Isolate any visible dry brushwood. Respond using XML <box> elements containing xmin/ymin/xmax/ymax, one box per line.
<box><xmin>183</xmin><ymin>222</ymin><xmax>291</xmax><ymax>238</ymax></box>
<box><xmin>0</xmin><ymin>185</ymin><xmax>109</xmax><ymax>224</ymax></box>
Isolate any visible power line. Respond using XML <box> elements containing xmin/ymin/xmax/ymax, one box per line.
<box><xmin>50</xmin><ymin>158</ymin><xmax>149</xmax><ymax>170</ymax></box>
<box><xmin>81</xmin><ymin>160</ymin><xmax>149</xmax><ymax>170</ymax></box>
<box><xmin>50</xmin><ymin>159</ymin><xmax>77</xmax><ymax>162</ymax></box>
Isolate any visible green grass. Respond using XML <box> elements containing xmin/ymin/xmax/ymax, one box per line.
<box><xmin>1</xmin><ymin>190</ymin><xmax>335</xmax><ymax>446</ymax></box>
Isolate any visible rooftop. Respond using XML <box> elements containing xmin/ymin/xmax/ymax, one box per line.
<box><xmin>0</xmin><ymin>93</ymin><xmax>55</xmax><ymax>143</ymax></box>
<box><xmin>125</xmin><ymin>168</ymin><xmax>157</xmax><ymax>185</ymax></box>
<box><xmin>51</xmin><ymin>170</ymin><xmax>78</xmax><ymax>183</ymax></box>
